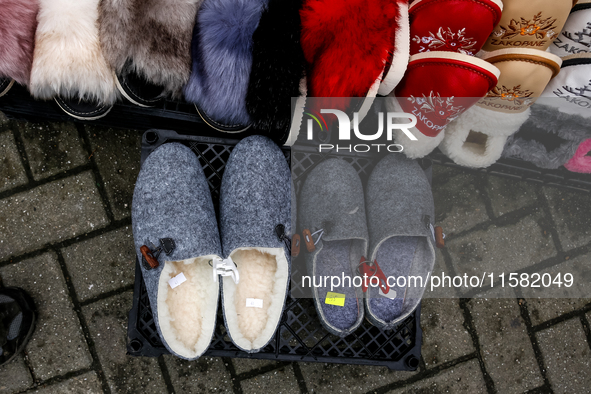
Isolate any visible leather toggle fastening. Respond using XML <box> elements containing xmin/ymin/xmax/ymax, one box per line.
<box><xmin>140</xmin><ymin>238</ymin><xmax>176</xmax><ymax>270</ymax></box>
<box><xmin>291</xmin><ymin>234</ymin><xmax>301</xmax><ymax>257</ymax></box>
<box><xmin>212</xmin><ymin>257</ymin><xmax>240</xmax><ymax>284</ymax></box>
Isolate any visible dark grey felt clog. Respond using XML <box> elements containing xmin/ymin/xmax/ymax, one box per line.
<box><xmin>365</xmin><ymin>154</ymin><xmax>436</xmax><ymax>330</ymax></box>
<box><xmin>132</xmin><ymin>142</ymin><xmax>221</xmax><ymax>360</ymax></box>
<box><xmin>299</xmin><ymin>159</ymin><xmax>368</xmax><ymax>337</ymax></box>
<box><xmin>219</xmin><ymin>135</ymin><xmax>291</xmax><ymax>353</ymax></box>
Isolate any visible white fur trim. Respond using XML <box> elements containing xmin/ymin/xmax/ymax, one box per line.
<box><xmin>285</xmin><ymin>77</ymin><xmax>307</xmax><ymax>146</ymax></box>
<box><xmin>156</xmin><ymin>256</ymin><xmax>219</xmax><ymax>359</ymax></box>
<box><xmin>385</xmin><ymin>96</ymin><xmax>445</xmax><ymax>158</ymax></box>
<box><xmin>222</xmin><ymin>247</ymin><xmax>289</xmax><ymax>352</ymax></box>
<box><xmin>377</xmin><ymin>2</ymin><xmax>410</xmax><ymax>96</ymax></box>
<box><xmin>410</xmin><ymin>51</ymin><xmax>501</xmax><ymax>79</ymax></box>
<box><xmin>29</xmin><ymin>0</ymin><xmax>117</xmax><ymax>103</ymax></box>
<box><xmin>440</xmin><ymin>105</ymin><xmax>531</xmax><ymax>168</ymax></box>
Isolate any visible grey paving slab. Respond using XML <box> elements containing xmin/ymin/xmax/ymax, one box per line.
<box><xmin>240</xmin><ymin>364</ymin><xmax>299</xmax><ymax>394</ymax></box>
<box><xmin>164</xmin><ymin>356</ymin><xmax>233</xmax><ymax>394</ymax></box>
<box><xmin>0</xmin><ymin>171</ymin><xmax>109</xmax><ymax>260</ymax></box>
<box><xmin>298</xmin><ymin>362</ymin><xmax>417</xmax><ymax>393</ymax></box>
<box><xmin>482</xmin><ymin>176</ymin><xmax>540</xmax><ymax>217</ymax></box>
<box><xmin>433</xmin><ymin>172</ymin><xmax>490</xmax><ymax>236</ymax></box>
<box><xmin>543</xmin><ymin>187</ymin><xmax>591</xmax><ymax>250</ymax></box>
<box><xmin>82</xmin><ymin>291</ymin><xmax>166</xmax><ymax>394</ymax></box>
<box><xmin>85</xmin><ymin>126</ymin><xmax>141</xmax><ymax>221</ymax></box>
<box><xmin>0</xmin><ymin>252</ymin><xmax>92</xmax><ymax>381</ymax></box>
<box><xmin>421</xmin><ymin>298</ymin><xmax>474</xmax><ymax>368</ymax></box>
<box><xmin>232</xmin><ymin>358</ymin><xmax>283</xmax><ymax>375</ymax></box>
<box><xmin>385</xmin><ymin>359</ymin><xmax>487</xmax><ymax>393</ymax></box>
<box><xmin>0</xmin><ymin>130</ymin><xmax>27</xmax><ymax>193</ymax></box>
<box><xmin>14</xmin><ymin>120</ymin><xmax>86</xmax><ymax>181</ymax></box>
<box><xmin>0</xmin><ymin>356</ymin><xmax>33</xmax><ymax>393</ymax></box>
<box><xmin>537</xmin><ymin>318</ymin><xmax>591</xmax><ymax>394</ymax></box>
<box><xmin>61</xmin><ymin>227</ymin><xmax>135</xmax><ymax>302</ymax></box>
<box><xmin>522</xmin><ymin>252</ymin><xmax>591</xmax><ymax>326</ymax></box>
<box><xmin>27</xmin><ymin>371</ymin><xmax>103</xmax><ymax>393</ymax></box>
<box><xmin>446</xmin><ymin>214</ymin><xmax>557</xmax><ymax>294</ymax></box>
<box><xmin>468</xmin><ymin>298</ymin><xmax>543</xmax><ymax>393</ymax></box>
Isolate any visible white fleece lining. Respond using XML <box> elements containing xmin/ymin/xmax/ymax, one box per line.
<box><xmin>377</xmin><ymin>2</ymin><xmax>410</xmax><ymax>96</ymax></box>
<box><xmin>156</xmin><ymin>255</ymin><xmax>219</xmax><ymax>359</ymax></box>
<box><xmin>385</xmin><ymin>96</ymin><xmax>445</xmax><ymax>158</ymax></box>
<box><xmin>222</xmin><ymin>247</ymin><xmax>289</xmax><ymax>352</ymax></box>
<box><xmin>409</xmin><ymin>51</ymin><xmax>501</xmax><ymax>79</ymax></box>
<box><xmin>285</xmin><ymin>77</ymin><xmax>308</xmax><ymax>146</ymax></box>
<box><xmin>440</xmin><ymin>105</ymin><xmax>531</xmax><ymax>168</ymax></box>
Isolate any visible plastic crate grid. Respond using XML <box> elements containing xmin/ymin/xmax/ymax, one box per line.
<box><xmin>127</xmin><ymin>130</ymin><xmax>422</xmax><ymax>370</ymax></box>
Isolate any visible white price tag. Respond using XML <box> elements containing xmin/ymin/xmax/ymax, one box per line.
<box><xmin>246</xmin><ymin>298</ymin><xmax>263</xmax><ymax>308</ymax></box>
<box><xmin>168</xmin><ymin>273</ymin><xmax>187</xmax><ymax>289</ymax></box>
<box><xmin>379</xmin><ymin>287</ymin><xmax>397</xmax><ymax>299</ymax></box>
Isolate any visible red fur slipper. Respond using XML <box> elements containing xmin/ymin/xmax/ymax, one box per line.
<box><xmin>301</xmin><ymin>0</ymin><xmax>407</xmax><ymax>111</ymax></box>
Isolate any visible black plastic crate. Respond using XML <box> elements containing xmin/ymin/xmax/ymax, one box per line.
<box><xmin>126</xmin><ymin>129</ymin><xmax>422</xmax><ymax>370</ymax></box>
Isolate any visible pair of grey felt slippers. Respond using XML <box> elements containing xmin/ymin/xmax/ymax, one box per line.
<box><xmin>132</xmin><ymin>135</ymin><xmax>291</xmax><ymax>360</ymax></box>
<box><xmin>299</xmin><ymin>154</ymin><xmax>440</xmax><ymax>336</ymax></box>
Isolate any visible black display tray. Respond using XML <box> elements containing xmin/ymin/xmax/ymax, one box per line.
<box><xmin>0</xmin><ymin>83</ymin><xmax>290</xmax><ymax>145</ymax></box>
<box><xmin>126</xmin><ymin>129</ymin><xmax>422</xmax><ymax>370</ymax></box>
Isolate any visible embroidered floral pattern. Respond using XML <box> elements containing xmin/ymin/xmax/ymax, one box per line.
<box><xmin>486</xmin><ymin>85</ymin><xmax>534</xmax><ymax>106</ymax></box>
<box><xmin>408</xmin><ymin>92</ymin><xmax>464</xmax><ymax>122</ymax></box>
<box><xmin>493</xmin><ymin>13</ymin><xmax>558</xmax><ymax>40</ymax></box>
<box><xmin>412</xmin><ymin>27</ymin><xmax>477</xmax><ymax>55</ymax></box>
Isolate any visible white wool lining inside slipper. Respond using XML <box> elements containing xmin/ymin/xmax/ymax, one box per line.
<box><xmin>157</xmin><ymin>255</ymin><xmax>219</xmax><ymax>359</ymax></box>
<box><xmin>222</xmin><ymin>247</ymin><xmax>289</xmax><ymax>352</ymax></box>
<box><xmin>441</xmin><ymin>105</ymin><xmax>531</xmax><ymax>168</ymax></box>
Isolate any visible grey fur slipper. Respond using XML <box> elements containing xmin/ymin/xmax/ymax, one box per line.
<box><xmin>219</xmin><ymin>135</ymin><xmax>291</xmax><ymax>353</ymax></box>
<box><xmin>132</xmin><ymin>143</ymin><xmax>221</xmax><ymax>360</ymax></box>
<box><xmin>364</xmin><ymin>154</ymin><xmax>436</xmax><ymax>330</ymax></box>
<box><xmin>503</xmin><ymin>104</ymin><xmax>587</xmax><ymax>169</ymax></box>
<box><xmin>299</xmin><ymin>159</ymin><xmax>368</xmax><ymax>337</ymax></box>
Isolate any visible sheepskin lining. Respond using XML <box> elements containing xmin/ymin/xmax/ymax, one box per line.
<box><xmin>157</xmin><ymin>256</ymin><xmax>219</xmax><ymax>359</ymax></box>
<box><xmin>222</xmin><ymin>247</ymin><xmax>289</xmax><ymax>351</ymax></box>
<box><xmin>463</xmin><ymin>131</ymin><xmax>488</xmax><ymax>155</ymax></box>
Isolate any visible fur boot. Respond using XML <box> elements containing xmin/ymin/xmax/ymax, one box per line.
<box><xmin>184</xmin><ymin>0</ymin><xmax>268</xmax><ymax>126</ymax></box>
<box><xmin>29</xmin><ymin>0</ymin><xmax>117</xmax><ymax>104</ymax></box>
<box><xmin>245</xmin><ymin>0</ymin><xmax>306</xmax><ymax>133</ymax></box>
<box><xmin>300</xmin><ymin>0</ymin><xmax>402</xmax><ymax>98</ymax></box>
<box><xmin>502</xmin><ymin>105</ymin><xmax>587</xmax><ymax>169</ymax></box>
<box><xmin>0</xmin><ymin>0</ymin><xmax>39</xmax><ymax>86</ymax></box>
<box><xmin>98</xmin><ymin>0</ymin><xmax>201</xmax><ymax>98</ymax></box>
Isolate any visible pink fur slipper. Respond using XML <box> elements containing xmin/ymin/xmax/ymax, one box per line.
<box><xmin>564</xmin><ymin>138</ymin><xmax>591</xmax><ymax>173</ymax></box>
<box><xmin>0</xmin><ymin>0</ymin><xmax>39</xmax><ymax>86</ymax></box>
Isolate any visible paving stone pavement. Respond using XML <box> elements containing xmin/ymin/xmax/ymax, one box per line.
<box><xmin>0</xmin><ymin>117</ymin><xmax>590</xmax><ymax>394</ymax></box>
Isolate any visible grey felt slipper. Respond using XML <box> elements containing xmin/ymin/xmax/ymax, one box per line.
<box><xmin>299</xmin><ymin>159</ymin><xmax>368</xmax><ymax>337</ymax></box>
<box><xmin>365</xmin><ymin>154</ymin><xmax>436</xmax><ymax>330</ymax></box>
<box><xmin>132</xmin><ymin>142</ymin><xmax>222</xmax><ymax>360</ymax></box>
<box><xmin>219</xmin><ymin>135</ymin><xmax>291</xmax><ymax>353</ymax></box>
